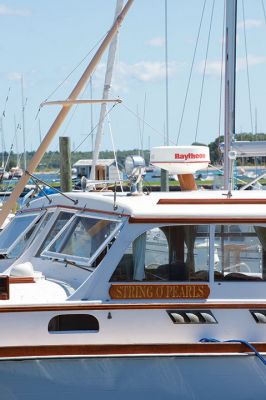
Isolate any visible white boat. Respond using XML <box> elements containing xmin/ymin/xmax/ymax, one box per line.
<box><xmin>8</xmin><ymin>166</ymin><xmax>23</xmax><ymax>179</ymax></box>
<box><xmin>0</xmin><ymin>167</ymin><xmax>9</xmax><ymax>181</ymax></box>
<box><xmin>0</xmin><ymin>145</ymin><xmax>266</xmax><ymax>398</ymax></box>
<box><xmin>1</xmin><ymin>1</ymin><xmax>266</xmax><ymax>398</ymax></box>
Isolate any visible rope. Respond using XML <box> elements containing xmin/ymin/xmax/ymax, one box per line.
<box><xmin>106</xmin><ymin>109</ymin><xmax>123</xmax><ymax>192</ymax></box>
<box><xmin>1</xmin><ymin>87</ymin><xmax>10</xmax><ymax>118</ymax></box>
<box><xmin>194</xmin><ymin>0</ymin><xmax>215</xmax><ymax>143</ymax></box>
<box><xmin>200</xmin><ymin>337</ymin><xmax>266</xmax><ymax>366</ymax></box>
<box><xmin>242</xmin><ymin>0</ymin><xmax>254</xmax><ymax>133</ymax></box>
<box><xmin>33</xmin><ymin>29</ymin><xmax>109</xmax><ymax>122</ymax></box>
<box><xmin>176</xmin><ymin>0</ymin><xmax>207</xmax><ymax>145</ymax></box>
<box><xmin>137</xmin><ymin>94</ymin><xmax>146</xmax><ymax>156</ymax></box>
<box><xmin>40</xmin><ymin>73</ymin><xmax>96</xmax><ymax>170</ymax></box>
<box><xmin>41</xmin><ymin>32</ymin><xmax>108</xmax><ymax>105</ymax></box>
<box><xmin>120</xmin><ymin>101</ymin><xmax>175</xmax><ymax>145</ymax></box>
<box><xmin>73</xmin><ymin>103</ymin><xmax>118</xmax><ymax>153</ymax></box>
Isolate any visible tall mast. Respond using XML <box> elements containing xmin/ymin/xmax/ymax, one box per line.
<box><xmin>90</xmin><ymin>0</ymin><xmax>124</xmax><ymax>180</ymax></box>
<box><xmin>0</xmin><ymin>118</ymin><xmax>4</xmax><ymax>168</ymax></box>
<box><xmin>223</xmin><ymin>0</ymin><xmax>237</xmax><ymax>189</ymax></box>
<box><xmin>14</xmin><ymin>115</ymin><xmax>19</xmax><ymax>167</ymax></box>
<box><xmin>21</xmin><ymin>75</ymin><xmax>27</xmax><ymax>171</ymax></box>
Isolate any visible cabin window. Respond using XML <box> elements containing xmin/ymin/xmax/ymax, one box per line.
<box><xmin>8</xmin><ymin>211</ymin><xmax>53</xmax><ymax>258</ymax></box>
<box><xmin>214</xmin><ymin>224</ymin><xmax>266</xmax><ymax>281</ymax></box>
<box><xmin>42</xmin><ymin>213</ymin><xmax>122</xmax><ymax>268</ymax></box>
<box><xmin>0</xmin><ymin>212</ymin><xmax>43</xmax><ymax>257</ymax></box>
<box><xmin>110</xmin><ymin>225</ymin><xmax>210</xmax><ymax>282</ymax></box>
<box><xmin>48</xmin><ymin>314</ymin><xmax>99</xmax><ymax>332</ymax></box>
<box><xmin>36</xmin><ymin>211</ymin><xmax>74</xmax><ymax>256</ymax></box>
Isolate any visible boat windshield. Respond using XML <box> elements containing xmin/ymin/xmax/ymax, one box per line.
<box><xmin>41</xmin><ymin>212</ymin><xmax>122</xmax><ymax>268</ymax></box>
<box><xmin>36</xmin><ymin>211</ymin><xmax>74</xmax><ymax>256</ymax></box>
<box><xmin>0</xmin><ymin>212</ymin><xmax>44</xmax><ymax>257</ymax></box>
<box><xmin>7</xmin><ymin>211</ymin><xmax>53</xmax><ymax>259</ymax></box>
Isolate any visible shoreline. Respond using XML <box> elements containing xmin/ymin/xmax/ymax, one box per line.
<box><xmin>204</xmin><ymin>165</ymin><xmax>266</xmax><ymax>171</ymax></box>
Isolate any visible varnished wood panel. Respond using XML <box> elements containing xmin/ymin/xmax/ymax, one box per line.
<box><xmin>0</xmin><ymin>342</ymin><xmax>265</xmax><ymax>359</ymax></box>
<box><xmin>109</xmin><ymin>284</ymin><xmax>210</xmax><ymax>299</ymax></box>
<box><xmin>9</xmin><ymin>277</ymin><xmax>35</xmax><ymax>284</ymax></box>
<box><xmin>157</xmin><ymin>198</ymin><xmax>266</xmax><ymax>205</ymax></box>
<box><xmin>0</xmin><ymin>302</ymin><xmax>266</xmax><ymax>313</ymax></box>
<box><xmin>19</xmin><ymin>204</ymin><xmax>129</xmax><ymax>218</ymax></box>
<box><xmin>129</xmin><ymin>217</ymin><xmax>266</xmax><ymax>224</ymax></box>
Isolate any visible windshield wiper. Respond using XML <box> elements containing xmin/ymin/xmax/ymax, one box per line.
<box><xmin>63</xmin><ymin>258</ymin><xmax>93</xmax><ymax>272</ymax></box>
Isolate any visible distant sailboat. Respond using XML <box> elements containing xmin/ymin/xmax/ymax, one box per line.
<box><xmin>8</xmin><ymin>117</ymin><xmax>23</xmax><ymax>180</ymax></box>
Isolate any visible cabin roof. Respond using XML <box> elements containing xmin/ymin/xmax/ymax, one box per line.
<box><xmin>26</xmin><ymin>189</ymin><xmax>266</xmax><ymax>222</ymax></box>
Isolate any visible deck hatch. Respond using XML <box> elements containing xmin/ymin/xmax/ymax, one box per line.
<box><xmin>167</xmin><ymin>310</ymin><xmax>217</xmax><ymax>324</ymax></box>
<box><xmin>250</xmin><ymin>310</ymin><xmax>266</xmax><ymax>323</ymax></box>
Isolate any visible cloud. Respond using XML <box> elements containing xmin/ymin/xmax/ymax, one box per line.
<box><xmin>119</xmin><ymin>61</ymin><xmax>178</xmax><ymax>82</ymax></box>
<box><xmin>236</xmin><ymin>54</ymin><xmax>266</xmax><ymax>71</ymax></box>
<box><xmin>93</xmin><ymin>60</ymin><xmax>181</xmax><ymax>92</ymax></box>
<box><xmin>237</xmin><ymin>19</ymin><xmax>262</xmax><ymax>29</ymax></box>
<box><xmin>198</xmin><ymin>60</ymin><xmax>222</xmax><ymax>76</ymax></box>
<box><xmin>198</xmin><ymin>54</ymin><xmax>266</xmax><ymax>76</ymax></box>
<box><xmin>146</xmin><ymin>37</ymin><xmax>165</xmax><ymax>47</ymax></box>
<box><xmin>7</xmin><ymin>72</ymin><xmax>21</xmax><ymax>81</ymax></box>
<box><xmin>0</xmin><ymin>4</ymin><xmax>30</xmax><ymax>16</ymax></box>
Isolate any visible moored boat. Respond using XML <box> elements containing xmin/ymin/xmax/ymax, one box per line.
<box><xmin>0</xmin><ymin>146</ymin><xmax>265</xmax><ymax>398</ymax></box>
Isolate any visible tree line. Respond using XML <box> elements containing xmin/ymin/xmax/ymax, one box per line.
<box><xmin>3</xmin><ymin>133</ymin><xmax>266</xmax><ymax>171</ymax></box>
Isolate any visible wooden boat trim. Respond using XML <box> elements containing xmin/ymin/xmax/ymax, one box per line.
<box><xmin>129</xmin><ymin>217</ymin><xmax>266</xmax><ymax>224</ymax></box>
<box><xmin>0</xmin><ymin>343</ymin><xmax>266</xmax><ymax>359</ymax></box>
<box><xmin>158</xmin><ymin>198</ymin><xmax>266</xmax><ymax>205</ymax></box>
<box><xmin>9</xmin><ymin>277</ymin><xmax>35</xmax><ymax>284</ymax></box>
<box><xmin>1</xmin><ymin>302</ymin><xmax>266</xmax><ymax>313</ymax></box>
<box><xmin>18</xmin><ymin>204</ymin><xmax>129</xmax><ymax>218</ymax></box>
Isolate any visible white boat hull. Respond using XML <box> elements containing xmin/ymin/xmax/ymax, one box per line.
<box><xmin>0</xmin><ymin>354</ymin><xmax>266</xmax><ymax>399</ymax></box>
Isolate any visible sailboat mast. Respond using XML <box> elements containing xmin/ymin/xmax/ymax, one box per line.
<box><xmin>224</xmin><ymin>0</ymin><xmax>237</xmax><ymax>189</ymax></box>
<box><xmin>90</xmin><ymin>0</ymin><xmax>124</xmax><ymax>180</ymax></box>
<box><xmin>21</xmin><ymin>75</ymin><xmax>27</xmax><ymax>171</ymax></box>
<box><xmin>14</xmin><ymin>115</ymin><xmax>19</xmax><ymax>167</ymax></box>
<box><xmin>0</xmin><ymin>118</ymin><xmax>4</xmax><ymax>168</ymax></box>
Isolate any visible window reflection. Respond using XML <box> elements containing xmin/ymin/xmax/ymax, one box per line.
<box><xmin>37</xmin><ymin>211</ymin><xmax>74</xmax><ymax>256</ymax></box>
<box><xmin>0</xmin><ymin>213</ymin><xmax>41</xmax><ymax>256</ymax></box>
<box><xmin>110</xmin><ymin>224</ymin><xmax>266</xmax><ymax>282</ymax></box>
<box><xmin>42</xmin><ymin>214</ymin><xmax>121</xmax><ymax>267</ymax></box>
<box><xmin>111</xmin><ymin>225</ymin><xmax>210</xmax><ymax>282</ymax></box>
<box><xmin>214</xmin><ymin>225</ymin><xmax>265</xmax><ymax>281</ymax></box>
<box><xmin>8</xmin><ymin>212</ymin><xmax>53</xmax><ymax>258</ymax></box>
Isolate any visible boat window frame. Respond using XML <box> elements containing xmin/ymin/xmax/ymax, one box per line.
<box><xmin>109</xmin><ymin>221</ymin><xmax>266</xmax><ymax>284</ymax></box>
<box><xmin>0</xmin><ymin>210</ymin><xmax>46</xmax><ymax>256</ymax></box>
<box><xmin>41</xmin><ymin>211</ymin><xmax>124</xmax><ymax>268</ymax></box>
<box><xmin>35</xmin><ymin>208</ymin><xmax>77</xmax><ymax>257</ymax></box>
<box><xmin>110</xmin><ymin>223</ymin><xmax>212</xmax><ymax>283</ymax></box>
<box><xmin>212</xmin><ymin>222</ymin><xmax>266</xmax><ymax>281</ymax></box>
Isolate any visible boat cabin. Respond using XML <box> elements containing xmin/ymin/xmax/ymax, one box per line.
<box><xmin>1</xmin><ymin>189</ymin><xmax>266</xmax><ymax>304</ymax></box>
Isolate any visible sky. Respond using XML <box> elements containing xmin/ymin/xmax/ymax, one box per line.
<box><xmin>1</xmin><ymin>0</ymin><xmax>266</xmax><ymax>157</ymax></box>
